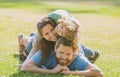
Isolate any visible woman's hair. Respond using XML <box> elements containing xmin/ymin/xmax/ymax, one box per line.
<box><xmin>37</xmin><ymin>16</ymin><xmax>57</xmax><ymax>36</ymax></box>
<box><xmin>35</xmin><ymin>16</ymin><xmax>56</xmax><ymax>65</ymax></box>
<box><xmin>57</xmin><ymin>18</ymin><xmax>81</xmax><ymax>51</ymax></box>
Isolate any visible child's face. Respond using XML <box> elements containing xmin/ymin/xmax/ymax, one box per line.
<box><xmin>55</xmin><ymin>21</ymin><xmax>76</xmax><ymax>40</ymax></box>
<box><xmin>55</xmin><ymin>24</ymin><xmax>66</xmax><ymax>37</ymax></box>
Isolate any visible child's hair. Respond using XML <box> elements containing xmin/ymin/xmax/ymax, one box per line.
<box><xmin>57</xmin><ymin>17</ymin><xmax>81</xmax><ymax>50</ymax></box>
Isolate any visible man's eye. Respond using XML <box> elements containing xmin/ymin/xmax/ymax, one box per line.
<box><xmin>45</xmin><ymin>33</ymin><xmax>48</xmax><ymax>36</ymax></box>
<box><xmin>60</xmin><ymin>52</ymin><xmax>63</xmax><ymax>54</ymax></box>
<box><xmin>66</xmin><ymin>53</ymin><xmax>71</xmax><ymax>56</ymax></box>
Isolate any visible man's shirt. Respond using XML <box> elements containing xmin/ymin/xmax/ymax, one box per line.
<box><xmin>31</xmin><ymin>50</ymin><xmax>91</xmax><ymax>71</ymax></box>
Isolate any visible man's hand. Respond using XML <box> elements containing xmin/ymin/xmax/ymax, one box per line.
<box><xmin>60</xmin><ymin>70</ymin><xmax>72</xmax><ymax>75</ymax></box>
<box><xmin>51</xmin><ymin>64</ymin><xmax>69</xmax><ymax>74</ymax></box>
<box><xmin>60</xmin><ymin>70</ymin><xmax>79</xmax><ymax>75</ymax></box>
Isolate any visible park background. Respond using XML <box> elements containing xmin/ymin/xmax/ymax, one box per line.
<box><xmin>0</xmin><ymin>0</ymin><xmax>120</xmax><ymax>77</ymax></box>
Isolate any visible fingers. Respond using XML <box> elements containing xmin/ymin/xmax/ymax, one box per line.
<box><xmin>60</xmin><ymin>70</ymin><xmax>69</xmax><ymax>75</ymax></box>
<box><xmin>63</xmin><ymin>66</ymin><xmax>69</xmax><ymax>71</ymax></box>
<box><xmin>14</xmin><ymin>64</ymin><xmax>22</xmax><ymax>67</ymax></box>
<box><xmin>60</xmin><ymin>70</ymin><xmax>66</xmax><ymax>74</ymax></box>
<box><xmin>57</xmin><ymin>64</ymin><xmax>69</xmax><ymax>71</ymax></box>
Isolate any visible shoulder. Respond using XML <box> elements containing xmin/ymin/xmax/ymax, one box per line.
<box><xmin>70</xmin><ymin>55</ymin><xmax>91</xmax><ymax>71</ymax></box>
<box><xmin>31</xmin><ymin>50</ymin><xmax>42</xmax><ymax>67</ymax></box>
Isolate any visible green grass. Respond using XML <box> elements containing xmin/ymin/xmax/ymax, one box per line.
<box><xmin>0</xmin><ymin>1</ymin><xmax>120</xmax><ymax>16</ymax></box>
<box><xmin>0</xmin><ymin>1</ymin><xmax>120</xmax><ymax>77</ymax></box>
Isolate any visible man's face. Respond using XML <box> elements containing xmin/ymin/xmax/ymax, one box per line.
<box><xmin>41</xmin><ymin>24</ymin><xmax>57</xmax><ymax>42</ymax></box>
<box><xmin>55</xmin><ymin>44</ymin><xmax>74</xmax><ymax>66</ymax></box>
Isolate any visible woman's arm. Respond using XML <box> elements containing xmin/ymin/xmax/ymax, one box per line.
<box><xmin>23</xmin><ymin>34</ymin><xmax>40</xmax><ymax>64</ymax></box>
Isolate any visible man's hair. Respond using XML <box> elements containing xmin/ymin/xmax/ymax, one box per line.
<box><xmin>55</xmin><ymin>37</ymin><xmax>73</xmax><ymax>49</ymax></box>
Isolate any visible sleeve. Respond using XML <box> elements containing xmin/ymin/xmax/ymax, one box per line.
<box><xmin>48</xmin><ymin>11</ymin><xmax>62</xmax><ymax>23</ymax></box>
<box><xmin>72</xmin><ymin>55</ymin><xmax>91</xmax><ymax>71</ymax></box>
<box><xmin>48</xmin><ymin>10</ymin><xmax>73</xmax><ymax>23</ymax></box>
<box><xmin>31</xmin><ymin>50</ymin><xmax>42</xmax><ymax>67</ymax></box>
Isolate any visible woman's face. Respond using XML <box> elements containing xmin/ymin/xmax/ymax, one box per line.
<box><xmin>41</xmin><ymin>24</ymin><xmax>57</xmax><ymax>42</ymax></box>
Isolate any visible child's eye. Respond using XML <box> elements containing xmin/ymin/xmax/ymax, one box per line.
<box><xmin>61</xmin><ymin>26</ymin><xmax>63</xmax><ymax>29</ymax></box>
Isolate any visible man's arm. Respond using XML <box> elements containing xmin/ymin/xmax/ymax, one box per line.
<box><xmin>61</xmin><ymin>64</ymin><xmax>104</xmax><ymax>77</ymax></box>
<box><xmin>21</xmin><ymin>51</ymin><xmax>69</xmax><ymax>74</ymax></box>
<box><xmin>21</xmin><ymin>60</ymin><xmax>69</xmax><ymax>74</ymax></box>
<box><xmin>21</xmin><ymin>60</ymin><xmax>54</xmax><ymax>74</ymax></box>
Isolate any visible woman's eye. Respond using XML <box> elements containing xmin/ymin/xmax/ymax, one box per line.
<box><xmin>61</xmin><ymin>26</ymin><xmax>63</xmax><ymax>29</ymax></box>
<box><xmin>51</xmin><ymin>28</ymin><xmax>53</xmax><ymax>31</ymax></box>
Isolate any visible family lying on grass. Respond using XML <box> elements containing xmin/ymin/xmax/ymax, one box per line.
<box><xmin>17</xmin><ymin>10</ymin><xmax>104</xmax><ymax>77</ymax></box>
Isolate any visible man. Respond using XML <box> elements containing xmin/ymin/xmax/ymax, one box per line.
<box><xmin>21</xmin><ymin>37</ymin><xmax>103</xmax><ymax>77</ymax></box>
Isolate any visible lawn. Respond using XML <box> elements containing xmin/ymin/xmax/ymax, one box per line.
<box><xmin>0</xmin><ymin>1</ymin><xmax>120</xmax><ymax>77</ymax></box>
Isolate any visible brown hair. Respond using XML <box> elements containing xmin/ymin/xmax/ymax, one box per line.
<box><xmin>37</xmin><ymin>16</ymin><xmax>57</xmax><ymax>36</ymax></box>
<box><xmin>55</xmin><ymin>37</ymin><xmax>73</xmax><ymax>49</ymax></box>
<box><xmin>35</xmin><ymin>16</ymin><xmax>56</xmax><ymax>64</ymax></box>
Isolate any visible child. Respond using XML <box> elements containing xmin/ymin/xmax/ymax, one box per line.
<box><xmin>56</xmin><ymin>18</ymin><xmax>81</xmax><ymax>55</ymax></box>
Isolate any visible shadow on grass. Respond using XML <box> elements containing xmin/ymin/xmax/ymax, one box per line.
<box><xmin>13</xmin><ymin>53</ymin><xmax>23</xmax><ymax>64</ymax></box>
<box><xmin>13</xmin><ymin>54</ymin><xmax>19</xmax><ymax>58</ymax></box>
<box><xmin>9</xmin><ymin>71</ymin><xmax>65</xmax><ymax>77</ymax></box>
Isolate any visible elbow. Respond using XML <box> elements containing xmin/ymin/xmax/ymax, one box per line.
<box><xmin>21</xmin><ymin>63</ymin><xmax>29</xmax><ymax>72</ymax></box>
<box><xmin>99</xmin><ymin>73</ymin><xmax>104</xmax><ymax>77</ymax></box>
<box><xmin>99</xmin><ymin>71</ymin><xmax>104</xmax><ymax>77</ymax></box>
<box><xmin>97</xmin><ymin>69</ymin><xmax>104</xmax><ymax>77</ymax></box>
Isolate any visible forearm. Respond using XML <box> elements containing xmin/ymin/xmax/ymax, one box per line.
<box><xmin>72</xmin><ymin>68</ymin><xmax>103</xmax><ymax>77</ymax></box>
<box><xmin>24</xmin><ymin>36</ymin><xmax>39</xmax><ymax>63</ymax></box>
<box><xmin>21</xmin><ymin>63</ymin><xmax>55</xmax><ymax>74</ymax></box>
<box><xmin>24</xmin><ymin>49</ymin><xmax>37</xmax><ymax>64</ymax></box>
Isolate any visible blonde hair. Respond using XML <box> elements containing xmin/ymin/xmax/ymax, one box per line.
<box><xmin>57</xmin><ymin>17</ymin><xmax>81</xmax><ymax>51</ymax></box>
